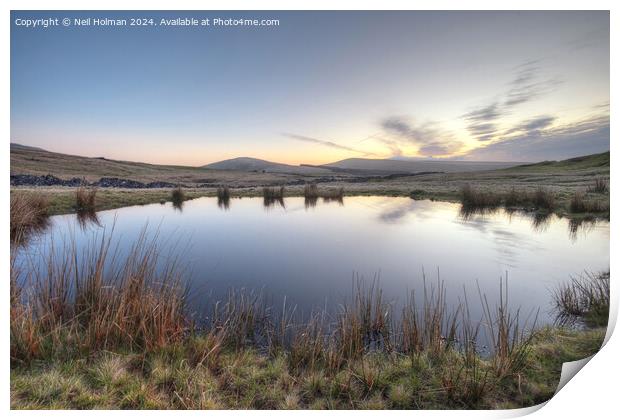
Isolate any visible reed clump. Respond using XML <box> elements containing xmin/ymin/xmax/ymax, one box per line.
<box><xmin>303</xmin><ymin>183</ymin><xmax>320</xmax><ymax>199</ymax></box>
<box><xmin>217</xmin><ymin>186</ymin><xmax>230</xmax><ymax>200</ymax></box>
<box><xmin>75</xmin><ymin>185</ymin><xmax>97</xmax><ymax>212</ymax></box>
<box><xmin>460</xmin><ymin>185</ymin><xmax>558</xmax><ymax>215</ymax></box>
<box><xmin>217</xmin><ymin>186</ymin><xmax>231</xmax><ymax>209</ymax></box>
<box><xmin>304</xmin><ymin>183</ymin><xmax>344</xmax><ymax>203</ymax></box>
<box><xmin>532</xmin><ymin>187</ymin><xmax>555</xmax><ymax>211</ymax></box>
<box><xmin>171</xmin><ymin>186</ymin><xmax>186</xmax><ymax>205</ymax></box>
<box><xmin>460</xmin><ymin>185</ymin><xmax>502</xmax><ymax>209</ymax></box>
<box><xmin>569</xmin><ymin>192</ymin><xmax>606</xmax><ymax>213</ymax></box>
<box><xmin>553</xmin><ymin>271</ymin><xmax>609</xmax><ymax>327</ymax></box>
<box><xmin>263</xmin><ymin>186</ymin><xmax>285</xmax><ymax>208</ymax></box>
<box><xmin>10</xmin><ymin>229</ymin><xmax>188</xmax><ymax>364</ymax></box>
<box><xmin>589</xmin><ymin>177</ymin><xmax>609</xmax><ymax>194</ymax></box>
<box><xmin>10</xmin><ymin>193</ymin><xmax>50</xmax><ymax>243</ymax></box>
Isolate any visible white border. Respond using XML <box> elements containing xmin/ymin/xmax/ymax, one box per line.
<box><xmin>3</xmin><ymin>2</ymin><xmax>617</xmax><ymax>420</ymax></box>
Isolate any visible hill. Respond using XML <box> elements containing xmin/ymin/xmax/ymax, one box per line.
<box><xmin>323</xmin><ymin>158</ymin><xmax>526</xmax><ymax>174</ymax></box>
<box><xmin>508</xmin><ymin>151</ymin><xmax>610</xmax><ymax>172</ymax></box>
<box><xmin>203</xmin><ymin>157</ymin><xmax>331</xmax><ymax>175</ymax></box>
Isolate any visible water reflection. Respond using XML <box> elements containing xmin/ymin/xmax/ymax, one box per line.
<box><xmin>76</xmin><ymin>209</ymin><xmax>101</xmax><ymax>230</ymax></box>
<box><xmin>304</xmin><ymin>196</ymin><xmax>318</xmax><ymax>209</ymax></box>
<box><xmin>322</xmin><ymin>196</ymin><xmax>344</xmax><ymax>206</ymax></box>
<box><xmin>16</xmin><ymin>196</ymin><xmax>609</xmax><ymax>329</ymax></box>
<box><xmin>218</xmin><ymin>195</ymin><xmax>231</xmax><ymax>210</ymax></box>
<box><xmin>569</xmin><ymin>218</ymin><xmax>598</xmax><ymax>242</ymax></box>
<box><xmin>530</xmin><ymin>212</ymin><xmax>552</xmax><ymax>233</ymax></box>
<box><xmin>172</xmin><ymin>200</ymin><xmax>184</xmax><ymax>212</ymax></box>
<box><xmin>263</xmin><ymin>196</ymin><xmax>286</xmax><ymax>209</ymax></box>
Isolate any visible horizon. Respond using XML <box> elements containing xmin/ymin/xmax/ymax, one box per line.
<box><xmin>11</xmin><ymin>11</ymin><xmax>610</xmax><ymax>166</ymax></box>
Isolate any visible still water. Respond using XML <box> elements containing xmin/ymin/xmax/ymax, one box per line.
<box><xmin>18</xmin><ymin>196</ymin><xmax>609</xmax><ymax>326</ymax></box>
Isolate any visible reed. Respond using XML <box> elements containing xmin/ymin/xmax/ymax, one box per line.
<box><xmin>171</xmin><ymin>186</ymin><xmax>185</xmax><ymax>205</ymax></box>
<box><xmin>303</xmin><ymin>183</ymin><xmax>320</xmax><ymax>199</ymax></box>
<box><xmin>217</xmin><ymin>186</ymin><xmax>230</xmax><ymax>200</ymax></box>
<box><xmin>532</xmin><ymin>187</ymin><xmax>555</xmax><ymax>211</ymax></box>
<box><xmin>569</xmin><ymin>192</ymin><xmax>606</xmax><ymax>213</ymax></box>
<box><xmin>400</xmin><ymin>275</ymin><xmax>460</xmax><ymax>358</ymax></box>
<box><xmin>217</xmin><ymin>186</ymin><xmax>231</xmax><ymax>209</ymax></box>
<box><xmin>10</xmin><ymin>228</ymin><xmax>188</xmax><ymax>364</ymax></box>
<box><xmin>553</xmin><ymin>271</ymin><xmax>609</xmax><ymax>327</ymax></box>
<box><xmin>75</xmin><ymin>185</ymin><xmax>97</xmax><ymax>212</ymax></box>
<box><xmin>477</xmin><ymin>276</ymin><xmax>538</xmax><ymax>379</ymax></box>
<box><xmin>503</xmin><ymin>188</ymin><xmax>531</xmax><ymax>208</ymax></box>
<box><xmin>263</xmin><ymin>186</ymin><xmax>285</xmax><ymax>208</ymax></box>
<box><xmin>460</xmin><ymin>185</ymin><xmax>502</xmax><ymax>209</ymax></box>
<box><xmin>10</xmin><ymin>193</ymin><xmax>50</xmax><ymax>243</ymax></box>
<box><xmin>589</xmin><ymin>177</ymin><xmax>609</xmax><ymax>194</ymax></box>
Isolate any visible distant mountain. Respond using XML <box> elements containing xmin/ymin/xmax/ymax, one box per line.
<box><xmin>203</xmin><ymin>157</ymin><xmax>331</xmax><ymax>175</ymax></box>
<box><xmin>322</xmin><ymin>158</ymin><xmax>527</xmax><ymax>174</ymax></box>
<box><xmin>10</xmin><ymin>143</ymin><xmax>47</xmax><ymax>152</ymax></box>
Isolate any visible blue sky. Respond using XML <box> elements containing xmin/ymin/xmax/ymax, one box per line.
<box><xmin>11</xmin><ymin>11</ymin><xmax>609</xmax><ymax>165</ymax></box>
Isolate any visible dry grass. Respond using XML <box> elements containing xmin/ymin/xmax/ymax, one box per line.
<box><xmin>10</xmin><ymin>227</ymin><xmax>606</xmax><ymax>409</ymax></box>
<box><xmin>553</xmin><ymin>271</ymin><xmax>609</xmax><ymax>327</ymax></box>
<box><xmin>171</xmin><ymin>186</ymin><xmax>186</xmax><ymax>204</ymax></box>
<box><xmin>10</xmin><ymin>193</ymin><xmax>50</xmax><ymax>243</ymax></box>
<box><xmin>569</xmin><ymin>192</ymin><xmax>606</xmax><ymax>213</ymax></box>
<box><xmin>10</xmin><ymin>228</ymin><xmax>188</xmax><ymax>364</ymax></box>
<box><xmin>263</xmin><ymin>186</ymin><xmax>285</xmax><ymax>208</ymax></box>
<box><xmin>75</xmin><ymin>185</ymin><xmax>97</xmax><ymax>211</ymax></box>
<box><xmin>460</xmin><ymin>185</ymin><xmax>502</xmax><ymax>209</ymax></box>
<box><xmin>217</xmin><ymin>186</ymin><xmax>231</xmax><ymax>209</ymax></box>
<box><xmin>532</xmin><ymin>188</ymin><xmax>555</xmax><ymax>211</ymax></box>
<box><xmin>589</xmin><ymin>177</ymin><xmax>609</xmax><ymax>193</ymax></box>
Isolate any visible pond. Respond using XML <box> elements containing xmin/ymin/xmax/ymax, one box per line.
<box><xmin>16</xmin><ymin>196</ymin><xmax>609</xmax><ymax>327</ymax></box>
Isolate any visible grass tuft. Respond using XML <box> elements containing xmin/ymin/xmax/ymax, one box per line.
<box><xmin>75</xmin><ymin>185</ymin><xmax>97</xmax><ymax>212</ymax></box>
<box><xmin>553</xmin><ymin>271</ymin><xmax>609</xmax><ymax>328</ymax></box>
<box><xmin>10</xmin><ymin>192</ymin><xmax>49</xmax><ymax>244</ymax></box>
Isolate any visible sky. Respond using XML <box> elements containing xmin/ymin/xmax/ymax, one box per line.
<box><xmin>11</xmin><ymin>11</ymin><xmax>610</xmax><ymax>165</ymax></box>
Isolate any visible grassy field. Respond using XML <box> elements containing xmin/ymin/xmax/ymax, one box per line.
<box><xmin>10</xmin><ymin>191</ymin><xmax>609</xmax><ymax>409</ymax></box>
<box><xmin>11</xmin><ymin>146</ymin><xmax>609</xmax><ymax>217</ymax></box>
<box><xmin>9</xmin><ymin>327</ymin><xmax>605</xmax><ymax>409</ymax></box>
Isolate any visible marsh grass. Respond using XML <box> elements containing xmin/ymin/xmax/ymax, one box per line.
<box><xmin>532</xmin><ymin>187</ymin><xmax>555</xmax><ymax>211</ymax></box>
<box><xmin>10</xmin><ymin>228</ymin><xmax>188</xmax><ymax>364</ymax></box>
<box><xmin>569</xmin><ymin>192</ymin><xmax>606</xmax><ymax>213</ymax></box>
<box><xmin>589</xmin><ymin>177</ymin><xmax>609</xmax><ymax>194</ymax></box>
<box><xmin>263</xmin><ymin>186</ymin><xmax>285</xmax><ymax>208</ymax></box>
<box><xmin>460</xmin><ymin>185</ymin><xmax>502</xmax><ymax>210</ymax></box>
<box><xmin>10</xmin><ymin>228</ymin><xmax>602</xmax><ymax>409</ymax></box>
<box><xmin>217</xmin><ymin>187</ymin><xmax>231</xmax><ymax>209</ymax></box>
<box><xmin>75</xmin><ymin>185</ymin><xmax>97</xmax><ymax>212</ymax></box>
<box><xmin>304</xmin><ymin>183</ymin><xmax>344</xmax><ymax>205</ymax></box>
<box><xmin>10</xmin><ymin>193</ymin><xmax>50</xmax><ymax>244</ymax></box>
<box><xmin>171</xmin><ymin>186</ymin><xmax>186</xmax><ymax>207</ymax></box>
<box><xmin>553</xmin><ymin>271</ymin><xmax>609</xmax><ymax>328</ymax></box>
<box><xmin>460</xmin><ymin>185</ymin><xmax>560</xmax><ymax>216</ymax></box>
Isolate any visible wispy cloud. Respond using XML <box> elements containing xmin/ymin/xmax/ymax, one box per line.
<box><xmin>504</xmin><ymin>63</ymin><xmax>561</xmax><ymax>107</ymax></box>
<box><xmin>281</xmin><ymin>132</ymin><xmax>376</xmax><ymax>156</ymax></box>
<box><xmin>505</xmin><ymin>115</ymin><xmax>556</xmax><ymax>136</ymax></box>
<box><xmin>462</xmin><ymin>60</ymin><xmax>562</xmax><ymax>142</ymax></box>
<box><xmin>380</xmin><ymin>116</ymin><xmax>463</xmax><ymax>157</ymax></box>
<box><xmin>463</xmin><ymin>114</ymin><xmax>609</xmax><ymax>162</ymax></box>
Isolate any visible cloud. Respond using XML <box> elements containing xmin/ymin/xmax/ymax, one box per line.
<box><xmin>462</xmin><ymin>60</ymin><xmax>562</xmax><ymax>142</ymax></box>
<box><xmin>463</xmin><ymin>115</ymin><xmax>609</xmax><ymax>162</ymax></box>
<box><xmin>462</xmin><ymin>103</ymin><xmax>502</xmax><ymax>142</ymax></box>
<box><xmin>418</xmin><ymin>141</ymin><xmax>464</xmax><ymax>157</ymax></box>
<box><xmin>380</xmin><ymin>116</ymin><xmax>463</xmax><ymax>157</ymax></box>
<box><xmin>381</xmin><ymin>117</ymin><xmax>439</xmax><ymax>144</ymax></box>
<box><xmin>505</xmin><ymin>115</ymin><xmax>556</xmax><ymax>136</ymax></box>
<box><xmin>504</xmin><ymin>61</ymin><xmax>562</xmax><ymax>107</ymax></box>
<box><xmin>281</xmin><ymin>132</ymin><xmax>375</xmax><ymax>156</ymax></box>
